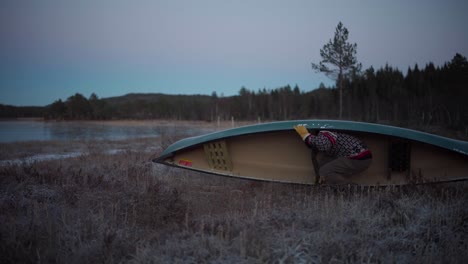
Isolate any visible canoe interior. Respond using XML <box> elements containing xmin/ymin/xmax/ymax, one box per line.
<box><xmin>160</xmin><ymin>130</ymin><xmax>468</xmax><ymax>185</ymax></box>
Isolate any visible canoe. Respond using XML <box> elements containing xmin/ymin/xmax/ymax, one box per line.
<box><xmin>153</xmin><ymin>120</ymin><xmax>468</xmax><ymax>186</ymax></box>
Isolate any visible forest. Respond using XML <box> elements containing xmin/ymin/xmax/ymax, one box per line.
<box><xmin>1</xmin><ymin>53</ymin><xmax>467</xmax><ymax>131</ymax></box>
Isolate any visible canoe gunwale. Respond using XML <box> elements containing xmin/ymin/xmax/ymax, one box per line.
<box><xmin>154</xmin><ymin>158</ymin><xmax>468</xmax><ymax>186</ymax></box>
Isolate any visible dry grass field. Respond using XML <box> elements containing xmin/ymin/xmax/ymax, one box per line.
<box><xmin>0</xmin><ymin>134</ymin><xmax>467</xmax><ymax>263</ymax></box>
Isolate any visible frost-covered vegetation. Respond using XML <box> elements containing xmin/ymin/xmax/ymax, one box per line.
<box><xmin>0</xmin><ymin>137</ymin><xmax>467</xmax><ymax>263</ymax></box>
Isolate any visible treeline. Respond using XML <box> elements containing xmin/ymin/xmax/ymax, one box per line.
<box><xmin>0</xmin><ymin>105</ymin><xmax>44</xmax><ymax>119</ymax></box>
<box><xmin>213</xmin><ymin>51</ymin><xmax>467</xmax><ymax>130</ymax></box>
<box><xmin>343</xmin><ymin>53</ymin><xmax>468</xmax><ymax>129</ymax></box>
<box><xmin>1</xmin><ymin>54</ymin><xmax>467</xmax><ymax>129</ymax></box>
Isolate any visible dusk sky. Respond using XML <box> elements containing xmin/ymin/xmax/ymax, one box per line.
<box><xmin>1</xmin><ymin>0</ymin><xmax>467</xmax><ymax>106</ymax></box>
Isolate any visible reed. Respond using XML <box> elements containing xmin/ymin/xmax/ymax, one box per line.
<box><xmin>0</xmin><ymin>139</ymin><xmax>467</xmax><ymax>263</ymax></box>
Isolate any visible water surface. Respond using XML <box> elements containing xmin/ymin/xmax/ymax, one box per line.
<box><xmin>0</xmin><ymin>121</ymin><xmax>213</xmax><ymax>143</ymax></box>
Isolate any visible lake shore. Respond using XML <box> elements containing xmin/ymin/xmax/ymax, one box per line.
<box><xmin>3</xmin><ymin>118</ymin><xmax>467</xmax><ymax>141</ymax></box>
<box><xmin>0</xmin><ymin>119</ymin><xmax>259</xmax><ymax>161</ymax></box>
<box><xmin>0</xmin><ymin>136</ymin><xmax>161</xmax><ymax>163</ymax></box>
<box><xmin>0</xmin><ymin>119</ymin><xmax>261</xmax><ymax>143</ymax></box>
<box><xmin>1</xmin><ymin>118</ymin><xmax>258</xmax><ymax>127</ymax></box>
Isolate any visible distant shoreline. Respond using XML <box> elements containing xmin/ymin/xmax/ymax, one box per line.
<box><xmin>0</xmin><ymin>118</ymin><xmax>258</xmax><ymax>128</ymax></box>
<box><xmin>1</xmin><ymin>118</ymin><xmax>467</xmax><ymax>140</ymax></box>
<box><xmin>0</xmin><ymin>117</ymin><xmax>45</xmax><ymax>121</ymax></box>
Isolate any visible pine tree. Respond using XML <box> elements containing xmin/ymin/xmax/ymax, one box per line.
<box><xmin>312</xmin><ymin>22</ymin><xmax>361</xmax><ymax>119</ymax></box>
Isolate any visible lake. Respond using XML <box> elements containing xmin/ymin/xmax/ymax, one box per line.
<box><xmin>0</xmin><ymin>120</ymin><xmax>216</xmax><ymax>143</ymax></box>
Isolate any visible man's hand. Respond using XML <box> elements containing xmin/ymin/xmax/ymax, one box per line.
<box><xmin>293</xmin><ymin>125</ymin><xmax>310</xmax><ymax>141</ymax></box>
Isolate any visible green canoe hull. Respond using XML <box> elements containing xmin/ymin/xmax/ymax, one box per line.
<box><xmin>154</xmin><ymin>120</ymin><xmax>468</xmax><ymax>185</ymax></box>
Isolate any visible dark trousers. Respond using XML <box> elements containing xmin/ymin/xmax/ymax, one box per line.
<box><xmin>319</xmin><ymin>156</ymin><xmax>372</xmax><ymax>184</ymax></box>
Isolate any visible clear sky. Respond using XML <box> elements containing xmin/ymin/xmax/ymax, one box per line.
<box><xmin>1</xmin><ymin>0</ymin><xmax>467</xmax><ymax>106</ymax></box>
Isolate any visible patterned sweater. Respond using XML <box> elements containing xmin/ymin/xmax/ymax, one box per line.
<box><xmin>305</xmin><ymin>131</ymin><xmax>372</xmax><ymax>159</ymax></box>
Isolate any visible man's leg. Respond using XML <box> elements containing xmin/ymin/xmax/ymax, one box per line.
<box><xmin>320</xmin><ymin>157</ymin><xmax>371</xmax><ymax>184</ymax></box>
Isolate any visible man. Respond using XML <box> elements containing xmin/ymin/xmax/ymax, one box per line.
<box><xmin>294</xmin><ymin>125</ymin><xmax>372</xmax><ymax>184</ymax></box>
